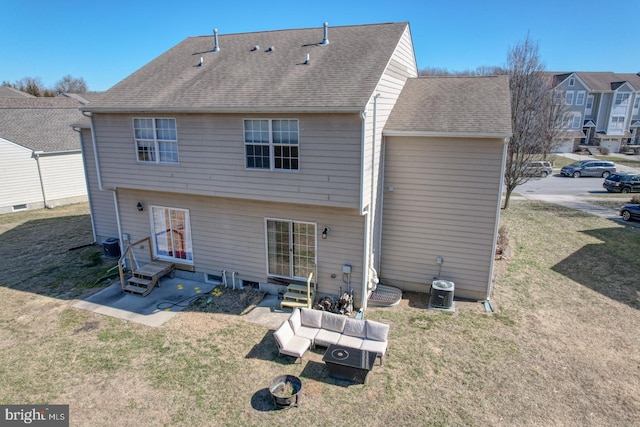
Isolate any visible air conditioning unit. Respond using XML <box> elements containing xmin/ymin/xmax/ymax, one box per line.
<box><xmin>429</xmin><ymin>280</ymin><xmax>455</xmax><ymax>311</ymax></box>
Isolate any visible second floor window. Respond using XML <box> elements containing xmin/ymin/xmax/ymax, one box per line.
<box><xmin>576</xmin><ymin>91</ymin><xmax>586</xmax><ymax>106</ymax></box>
<box><xmin>615</xmin><ymin>93</ymin><xmax>630</xmax><ymax>106</ymax></box>
<box><xmin>133</xmin><ymin>118</ymin><xmax>178</xmax><ymax>164</ymax></box>
<box><xmin>565</xmin><ymin>91</ymin><xmax>574</xmax><ymax>105</ymax></box>
<box><xmin>244</xmin><ymin>119</ymin><xmax>299</xmax><ymax>171</ymax></box>
<box><xmin>611</xmin><ymin>116</ymin><xmax>625</xmax><ymax>130</ymax></box>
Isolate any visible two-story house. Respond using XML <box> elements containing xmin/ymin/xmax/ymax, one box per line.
<box><xmin>549</xmin><ymin>72</ymin><xmax>640</xmax><ymax>153</ymax></box>
<box><xmin>77</xmin><ymin>22</ymin><xmax>511</xmax><ymax>309</ymax></box>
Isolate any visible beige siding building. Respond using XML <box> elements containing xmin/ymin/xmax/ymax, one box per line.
<box><xmin>0</xmin><ymin>97</ymin><xmax>88</xmax><ymax>213</ymax></box>
<box><xmin>79</xmin><ymin>23</ymin><xmax>511</xmax><ymax>308</ymax></box>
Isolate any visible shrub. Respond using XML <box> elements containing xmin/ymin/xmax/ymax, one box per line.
<box><xmin>600</xmin><ymin>146</ymin><xmax>610</xmax><ymax>155</ymax></box>
<box><xmin>631</xmin><ymin>195</ymin><xmax>640</xmax><ymax>204</ymax></box>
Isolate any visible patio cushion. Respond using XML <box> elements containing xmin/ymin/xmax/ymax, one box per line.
<box><xmin>296</xmin><ymin>325</ymin><xmax>320</xmax><ymax>343</ymax></box>
<box><xmin>273</xmin><ymin>321</ymin><xmax>294</xmax><ymax>349</ymax></box>
<box><xmin>289</xmin><ymin>308</ymin><xmax>302</xmax><ymax>333</ymax></box>
<box><xmin>280</xmin><ymin>336</ymin><xmax>311</xmax><ymax>358</ymax></box>
<box><xmin>342</xmin><ymin>318</ymin><xmax>367</xmax><ymax>338</ymax></box>
<box><xmin>300</xmin><ymin>307</ymin><xmax>323</xmax><ymax>328</ymax></box>
<box><xmin>360</xmin><ymin>338</ymin><xmax>387</xmax><ymax>356</ymax></box>
<box><xmin>321</xmin><ymin>311</ymin><xmax>347</xmax><ymax>332</ymax></box>
<box><xmin>337</xmin><ymin>334</ymin><xmax>364</xmax><ymax>349</ymax></box>
<box><xmin>365</xmin><ymin>320</ymin><xmax>389</xmax><ymax>342</ymax></box>
<box><xmin>314</xmin><ymin>328</ymin><xmax>343</xmax><ymax>347</ymax></box>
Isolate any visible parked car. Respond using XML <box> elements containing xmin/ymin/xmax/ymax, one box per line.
<box><xmin>522</xmin><ymin>161</ymin><xmax>553</xmax><ymax>178</ymax></box>
<box><xmin>619</xmin><ymin>204</ymin><xmax>640</xmax><ymax>222</ymax></box>
<box><xmin>561</xmin><ymin>160</ymin><xmax>616</xmax><ymax>178</ymax></box>
<box><xmin>603</xmin><ymin>173</ymin><xmax>640</xmax><ymax>193</ymax></box>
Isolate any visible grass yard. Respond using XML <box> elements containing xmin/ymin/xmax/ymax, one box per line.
<box><xmin>0</xmin><ymin>202</ymin><xmax>639</xmax><ymax>426</ymax></box>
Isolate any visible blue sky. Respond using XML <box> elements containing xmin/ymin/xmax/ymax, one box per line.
<box><xmin>2</xmin><ymin>0</ymin><xmax>639</xmax><ymax>92</ymax></box>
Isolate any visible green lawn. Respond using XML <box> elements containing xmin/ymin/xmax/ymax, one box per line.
<box><xmin>0</xmin><ymin>202</ymin><xmax>638</xmax><ymax>426</ymax></box>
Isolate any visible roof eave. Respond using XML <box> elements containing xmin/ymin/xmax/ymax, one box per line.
<box><xmin>383</xmin><ymin>129</ymin><xmax>512</xmax><ymax>140</ymax></box>
<box><xmin>81</xmin><ymin>106</ymin><xmax>364</xmax><ymax>114</ymax></box>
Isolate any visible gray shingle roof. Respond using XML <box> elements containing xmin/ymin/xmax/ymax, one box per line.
<box><xmin>85</xmin><ymin>22</ymin><xmax>410</xmax><ymax>113</ymax></box>
<box><xmin>384</xmin><ymin>76</ymin><xmax>512</xmax><ymax>137</ymax></box>
<box><xmin>0</xmin><ymin>86</ymin><xmax>36</xmax><ymax>98</ymax></box>
<box><xmin>548</xmin><ymin>72</ymin><xmax>640</xmax><ymax>91</ymax></box>
<box><xmin>0</xmin><ymin>98</ymin><xmax>85</xmax><ymax>152</ymax></box>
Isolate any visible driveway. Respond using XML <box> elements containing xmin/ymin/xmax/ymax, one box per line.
<box><xmin>514</xmin><ymin>153</ymin><xmax>640</xmax><ymax>228</ymax></box>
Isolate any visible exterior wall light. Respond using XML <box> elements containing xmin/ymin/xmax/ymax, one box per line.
<box><xmin>322</xmin><ymin>226</ymin><xmax>330</xmax><ymax>239</ymax></box>
<box><xmin>137</xmin><ymin>202</ymin><xmax>144</xmax><ymax>212</ymax></box>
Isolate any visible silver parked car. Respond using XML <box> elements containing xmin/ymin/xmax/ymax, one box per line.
<box><xmin>560</xmin><ymin>160</ymin><xmax>616</xmax><ymax>178</ymax></box>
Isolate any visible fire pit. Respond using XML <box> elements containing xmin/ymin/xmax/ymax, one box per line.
<box><xmin>269</xmin><ymin>374</ymin><xmax>302</xmax><ymax>409</ymax></box>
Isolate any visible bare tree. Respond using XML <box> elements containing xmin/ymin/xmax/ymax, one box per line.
<box><xmin>418</xmin><ymin>65</ymin><xmax>506</xmax><ymax>77</ymax></box>
<box><xmin>502</xmin><ymin>35</ymin><xmax>565</xmax><ymax>209</ymax></box>
<box><xmin>54</xmin><ymin>75</ymin><xmax>88</xmax><ymax>94</ymax></box>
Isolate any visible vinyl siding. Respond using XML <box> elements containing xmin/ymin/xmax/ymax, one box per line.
<box><xmin>361</xmin><ymin>25</ymin><xmax>417</xmax><ymax>276</ymax></box>
<box><xmin>116</xmin><ymin>189</ymin><xmax>367</xmax><ymax>306</ymax></box>
<box><xmin>93</xmin><ymin>113</ymin><xmax>363</xmax><ymax>209</ymax></box>
<box><xmin>380</xmin><ymin>136</ymin><xmax>504</xmax><ymax>300</ymax></box>
<box><xmin>80</xmin><ymin>128</ymin><xmax>119</xmax><ymax>242</ymax></box>
<box><xmin>0</xmin><ymin>139</ymin><xmax>42</xmax><ymax>212</ymax></box>
<box><xmin>38</xmin><ymin>152</ymin><xmax>87</xmax><ymax>203</ymax></box>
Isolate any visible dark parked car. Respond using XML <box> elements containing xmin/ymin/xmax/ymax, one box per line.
<box><xmin>603</xmin><ymin>173</ymin><xmax>640</xmax><ymax>193</ymax></box>
<box><xmin>620</xmin><ymin>204</ymin><xmax>640</xmax><ymax>222</ymax></box>
<box><xmin>561</xmin><ymin>160</ymin><xmax>616</xmax><ymax>178</ymax></box>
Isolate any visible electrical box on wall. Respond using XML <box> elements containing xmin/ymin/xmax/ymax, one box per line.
<box><xmin>343</xmin><ymin>264</ymin><xmax>352</xmax><ymax>274</ymax></box>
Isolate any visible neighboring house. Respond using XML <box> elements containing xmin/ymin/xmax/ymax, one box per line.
<box><xmin>548</xmin><ymin>72</ymin><xmax>640</xmax><ymax>153</ymax></box>
<box><xmin>0</xmin><ymin>86</ymin><xmax>37</xmax><ymax>99</ymax></box>
<box><xmin>0</xmin><ymin>97</ymin><xmax>89</xmax><ymax>213</ymax></box>
<box><xmin>78</xmin><ymin>22</ymin><xmax>511</xmax><ymax>307</ymax></box>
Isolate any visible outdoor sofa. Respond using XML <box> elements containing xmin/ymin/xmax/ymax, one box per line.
<box><xmin>273</xmin><ymin>307</ymin><xmax>389</xmax><ymax>364</ymax></box>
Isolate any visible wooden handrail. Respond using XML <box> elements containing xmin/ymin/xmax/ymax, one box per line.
<box><xmin>118</xmin><ymin>237</ymin><xmax>152</xmax><ymax>290</ymax></box>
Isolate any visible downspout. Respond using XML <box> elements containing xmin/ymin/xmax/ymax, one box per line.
<box><xmin>32</xmin><ymin>151</ymin><xmax>52</xmax><ymax>209</ymax></box>
<box><xmin>487</xmin><ymin>138</ymin><xmax>510</xmax><ymax>301</ymax></box>
<box><xmin>369</xmin><ymin>93</ymin><xmax>381</xmax><ymax>279</ymax></box>
<box><xmin>82</xmin><ymin>111</ymin><xmax>104</xmax><ymax>191</ymax></box>
<box><xmin>359</xmin><ymin>109</ymin><xmax>368</xmax><ymax>310</ymax></box>
<box><xmin>112</xmin><ymin>189</ymin><xmax>124</xmax><ymax>252</ymax></box>
<box><xmin>73</xmin><ymin>126</ymin><xmax>97</xmax><ymax>243</ymax></box>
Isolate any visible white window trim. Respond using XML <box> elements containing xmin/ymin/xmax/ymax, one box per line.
<box><xmin>149</xmin><ymin>205</ymin><xmax>194</xmax><ymax>264</ymax></box>
<box><xmin>575</xmin><ymin>91</ymin><xmax>586</xmax><ymax>106</ymax></box>
<box><xmin>132</xmin><ymin>117</ymin><xmax>179</xmax><ymax>164</ymax></box>
<box><xmin>611</xmin><ymin>116</ymin><xmax>625</xmax><ymax>130</ymax></box>
<box><xmin>244</xmin><ymin>118</ymin><xmax>300</xmax><ymax>172</ymax></box>
<box><xmin>633</xmin><ymin>95</ymin><xmax>640</xmax><ymax>114</ymax></box>
<box><xmin>572</xmin><ymin>113</ymin><xmax>582</xmax><ymax>129</ymax></box>
<box><xmin>585</xmin><ymin>95</ymin><xmax>594</xmax><ymax>115</ymax></box>
<box><xmin>264</xmin><ymin>218</ymin><xmax>316</xmax><ymax>281</ymax></box>
<box><xmin>565</xmin><ymin>91</ymin><xmax>574</xmax><ymax>105</ymax></box>
<box><xmin>615</xmin><ymin>93</ymin><xmax>630</xmax><ymax>106</ymax></box>
<box><xmin>568</xmin><ymin>77</ymin><xmax>575</xmax><ymax>87</ymax></box>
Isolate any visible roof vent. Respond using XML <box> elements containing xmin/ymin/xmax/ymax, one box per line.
<box><xmin>320</xmin><ymin>22</ymin><xmax>329</xmax><ymax>46</ymax></box>
<box><xmin>267</xmin><ymin>46</ymin><xmax>275</xmax><ymax>52</ymax></box>
<box><xmin>213</xmin><ymin>28</ymin><xmax>220</xmax><ymax>52</ymax></box>
<box><xmin>199</xmin><ymin>57</ymin><xmax>204</xmax><ymax>66</ymax></box>
<box><xmin>304</xmin><ymin>53</ymin><xmax>310</xmax><ymax>65</ymax></box>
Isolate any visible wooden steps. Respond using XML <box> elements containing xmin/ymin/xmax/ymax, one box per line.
<box><xmin>280</xmin><ymin>282</ymin><xmax>315</xmax><ymax>310</ymax></box>
<box><xmin>123</xmin><ymin>260</ymin><xmax>174</xmax><ymax>297</ymax></box>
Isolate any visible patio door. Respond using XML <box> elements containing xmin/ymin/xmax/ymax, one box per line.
<box><xmin>266</xmin><ymin>219</ymin><xmax>316</xmax><ymax>280</ymax></box>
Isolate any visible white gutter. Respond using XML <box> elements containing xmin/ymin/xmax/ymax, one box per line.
<box><xmin>82</xmin><ymin>111</ymin><xmax>104</xmax><ymax>191</ymax></box>
<box><xmin>81</xmin><ymin>106</ymin><xmax>364</xmax><ymax>114</ymax></box>
<box><xmin>32</xmin><ymin>151</ymin><xmax>51</xmax><ymax>209</ymax></box>
<box><xmin>486</xmin><ymin>138</ymin><xmax>510</xmax><ymax>301</ymax></box>
<box><xmin>383</xmin><ymin>130</ymin><xmax>513</xmax><ymax>139</ymax></box>
<box><xmin>72</xmin><ymin>126</ymin><xmax>97</xmax><ymax>243</ymax></box>
<box><xmin>361</xmin><ymin>211</ymin><xmax>370</xmax><ymax>311</ymax></box>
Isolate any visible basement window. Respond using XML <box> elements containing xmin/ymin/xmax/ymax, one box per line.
<box><xmin>12</xmin><ymin>204</ymin><xmax>27</xmax><ymax>211</ymax></box>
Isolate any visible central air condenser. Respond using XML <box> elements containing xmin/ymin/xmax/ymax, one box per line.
<box><xmin>429</xmin><ymin>279</ymin><xmax>455</xmax><ymax>310</ymax></box>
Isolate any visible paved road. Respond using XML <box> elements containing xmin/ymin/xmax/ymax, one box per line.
<box><xmin>513</xmin><ymin>154</ymin><xmax>639</xmax><ymax>227</ymax></box>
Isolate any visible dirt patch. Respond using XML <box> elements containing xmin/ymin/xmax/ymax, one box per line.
<box><xmin>188</xmin><ymin>285</ymin><xmax>266</xmax><ymax>315</ymax></box>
